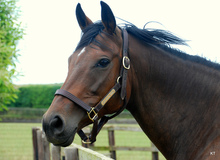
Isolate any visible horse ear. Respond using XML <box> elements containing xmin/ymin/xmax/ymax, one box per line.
<box><xmin>76</xmin><ymin>3</ymin><xmax>93</xmax><ymax>31</ymax></box>
<box><xmin>100</xmin><ymin>1</ymin><xmax>116</xmax><ymax>34</ymax></box>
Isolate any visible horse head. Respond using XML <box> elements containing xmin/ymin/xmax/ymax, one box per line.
<box><xmin>42</xmin><ymin>1</ymin><xmax>131</xmax><ymax>146</ymax></box>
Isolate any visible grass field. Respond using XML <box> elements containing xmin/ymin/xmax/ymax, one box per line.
<box><xmin>0</xmin><ymin>123</ymin><xmax>166</xmax><ymax>160</ymax></box>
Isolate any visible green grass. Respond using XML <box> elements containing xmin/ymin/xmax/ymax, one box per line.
<box><xmin>0</xmin><ymin>123</ymin><xmax>166</xmax><ymax>160</ymax></box>
<box><xmin>0</xmin><ymin>123</ymin><xmax>39</xmax><ymax>160</ymax></box>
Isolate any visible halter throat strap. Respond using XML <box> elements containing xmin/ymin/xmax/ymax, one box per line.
<box><xmin>54</xmin><ymin>29</ymin><xmax>130</xmax><ymax>143</ymax></box>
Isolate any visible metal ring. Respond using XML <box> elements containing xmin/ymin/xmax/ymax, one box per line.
<box><xmin>117</xmin><ymin>76</ymin><xmax>121</xmax><ymax>83</ymax></box>
<box><xmin>123</xmin><ymin>56</ymin><xmax>130</xmax><ymax>70</ymax></box>
<box><xmin>82</xmin><ymin>139</ymin><xmax>92</xmax><ymax>144</ymax></box>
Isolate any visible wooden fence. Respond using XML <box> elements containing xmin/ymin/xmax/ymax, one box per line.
<box><xmin>32</xmin><ymin>127</ymin><xmax>113</xmax><ymax>160</ymax></box>
<box><xmin>81</xmin><ymin>126</ymin><xmax>159</xmax><ymax>160</ymax></box>
<box><xmin>32</xmin><ymin>126</ymin><xmax>159</xmax><ymax>160</ymax></box>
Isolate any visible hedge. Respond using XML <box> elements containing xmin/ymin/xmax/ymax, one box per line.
<box><xmin>9</xmin><ymin>84</ymin><xmax>62</xmax><ymax>108</ymax></box>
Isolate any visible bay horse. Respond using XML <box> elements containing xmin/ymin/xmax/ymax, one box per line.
<box><xmin>42</xmin><ymin>1</ymin><xmax>220</xmax><ymax>160</ymax></box>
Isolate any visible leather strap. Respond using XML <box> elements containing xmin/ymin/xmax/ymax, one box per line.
<box><xmin>93</xmin><ymin>82</ymin><xmax>121</xmax><ymax>115</ymax></box>
<box><xmin>55</xmin><ymin>89</ymin><xmax>91</xmax><ymax>112</ymax></box>
<box><xmin>121</xmin><ymin>29</ymin><xmax>130</xmax><ymax>100</ymax></box>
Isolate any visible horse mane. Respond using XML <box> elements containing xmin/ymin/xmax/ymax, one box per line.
<box><xmin>75</xmin><ymin>21</ymin><xmax>220</xmax><ymax>70</ymax></box>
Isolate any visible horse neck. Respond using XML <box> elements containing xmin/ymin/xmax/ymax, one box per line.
<box><xmin>127</xmin><ymin>36</ymin><xmax>220</xmax><ymax>159</ymax></box>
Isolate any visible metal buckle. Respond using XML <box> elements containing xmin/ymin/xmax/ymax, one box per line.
<box><xmin>123</xmin><ymin>56</ymin><xmax>130</xmax><ymax>70</ymax></box>
<box><xmin>87</xmin><ymin>107</ymin><xmax>98</xmax><ymax>122</ymax></box>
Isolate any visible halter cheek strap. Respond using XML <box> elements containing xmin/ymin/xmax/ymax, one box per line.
<box><xmin>54</xmin><ymin>29</ymin><xmax>130</xmax><ymax>144</ymax></box>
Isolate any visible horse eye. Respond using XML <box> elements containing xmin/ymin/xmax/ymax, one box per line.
<box><xmin>95</xmin><ymin>58</ymin><xmax>110</xmax><ymax>68</ymax></box>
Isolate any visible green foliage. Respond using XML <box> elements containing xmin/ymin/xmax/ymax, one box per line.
<box><xmin>0</xmin><ymin>0</ymin><xmax>24</xmax><ymax>111</ymax></box>
<box><xmin>10</xmin><ymin>84</ymin><xmax>62</xmax><ymax>108</ymax></box>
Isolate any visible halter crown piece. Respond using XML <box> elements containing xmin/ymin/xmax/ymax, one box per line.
<box><xmin>54</xmin><ymin>29</ymin><xmax>130</xmax><ymax>144</ymax></box>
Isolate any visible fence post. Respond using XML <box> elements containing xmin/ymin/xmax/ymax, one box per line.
<box><xmin>36</xmin><ymin>129</ymin><xmax>44</xmax><ymax>160</ymax></box>
<box><xmin>64</xmin><ymin>147</ymin><xmax>78</xmax><ymax>160</ymax></box>
<box><xmin>42</xmin><ymin>132</ymin><xmax>50</xmax><ymax>160</ymax></box>
<box><xmin>51</xmin><ymin>144</ymin><xmax>61</xmax><ymax>160</ymax></box>
<box><xmin>34</xmin><ymin>129</ymin><xmax>50</xmax><ymax>160</ymax></box>
<box><xmin>32</xmin><ymin>127</ymin><xmax>40</xmax><ymax>160</ymax></box>
<box><xmin>151</xmin><ymin>142</ymin><xmax>159</xmax><ymax>160</ymax></box>
<box><xmin>108</xmin><ymin>128</ymin><xmax>116</xmax><ymax>160</ymax></box>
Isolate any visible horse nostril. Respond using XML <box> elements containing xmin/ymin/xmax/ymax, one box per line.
<box><xmin>49</xmin><ymin>115</ymin><xmax>65</xmax><ymax>135</ymax></box>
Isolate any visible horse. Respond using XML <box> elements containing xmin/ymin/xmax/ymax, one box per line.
<box><xmin>42</xmin><ymin>1</ymin><xmax>220</xmax><ymax>160</ymax></box>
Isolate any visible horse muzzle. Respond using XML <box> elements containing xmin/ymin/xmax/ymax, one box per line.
<box><xmin>42</xmin><ymin>114</ymin><xmax>77</xmax><ymax>147</ymax></box>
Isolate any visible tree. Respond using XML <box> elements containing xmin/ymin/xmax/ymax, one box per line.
<box><xmin>0</xmin><ymin>0</ymin><xmax>23</xmax><ymax>111</ymax></box>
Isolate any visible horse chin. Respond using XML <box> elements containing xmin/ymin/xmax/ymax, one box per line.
<box><xmin>47</xmin><ymin>127</ymin><xmax>77</xmax><ymax>147</ymax></box>
<box><xmin>56</xmin><ymin>134</ymin><xmax>75</xmax><ymax>147</ymax></box>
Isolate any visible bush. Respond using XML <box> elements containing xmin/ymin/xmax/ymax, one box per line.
<box><xmin>10</xmin><ymin>84</ymin><xmax>62</xmax><ymax>108</ymax></box>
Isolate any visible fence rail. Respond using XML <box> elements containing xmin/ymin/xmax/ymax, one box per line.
<box><xmin>81</xmin><ymin>126</ymin><xmax>159</xmax><ymax>160</ymax></box>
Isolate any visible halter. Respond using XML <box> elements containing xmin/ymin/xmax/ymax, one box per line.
<box><xmin>54</xmin><ymin>29</ymin><xmax>130</xmax><ymax>143</ymax></box>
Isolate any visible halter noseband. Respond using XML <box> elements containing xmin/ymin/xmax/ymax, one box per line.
<box><xmin>54</xmin><ymin>29</ymin><xmax>130</xmax><ymax>144</ymax></box>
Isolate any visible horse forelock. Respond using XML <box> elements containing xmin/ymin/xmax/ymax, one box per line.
<box><xmin>75</xmin><ymin>21</ymin><xmax>104</xmax><ymax>51</ymax></box>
